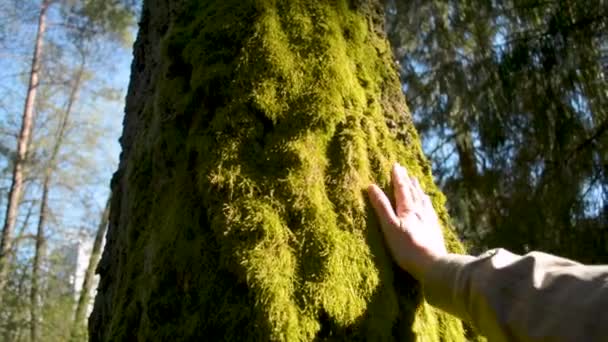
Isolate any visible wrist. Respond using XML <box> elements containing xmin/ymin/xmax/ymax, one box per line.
<box><xmin>404</xmin><ymin>251</ymin><xmax>446</xmax><ymax>282</ymax></box>
<box><xmin>420</xmin><ymin>253</ymin><xmax>477</xmax><ymax>321</ymax></box>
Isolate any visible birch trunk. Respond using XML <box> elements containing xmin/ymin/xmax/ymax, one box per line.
<box><xmin>30</xmin><ymin>59</ymin><xmax>85</xmax><ymax>342</ymax></box>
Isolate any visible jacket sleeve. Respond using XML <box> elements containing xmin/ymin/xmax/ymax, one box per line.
<box><xmin>422</xmin><ymin>248</ymin><xmax>608</xmax><ymax>342</ymax></box>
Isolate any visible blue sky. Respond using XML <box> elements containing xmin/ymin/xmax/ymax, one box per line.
<box><xmin>0</xmin><ymin>1</ymin><xmax>134</xmax><ymax>256</ymax></box>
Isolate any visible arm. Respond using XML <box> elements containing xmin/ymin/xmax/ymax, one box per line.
<box><xmin>424</xmin><ymin>249</ymin><xmax>608</xmax><ymax>341</ymax></box>
<box><xmin>367</xmin><ymin>163</ymin><xmax>608</xmax><ymax>342</ymax></box>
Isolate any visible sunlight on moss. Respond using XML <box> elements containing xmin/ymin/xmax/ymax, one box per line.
<box><xmin>103</xmin><ymin>0</ymin><xmax>470</xmax><ymax>340</ymax></box>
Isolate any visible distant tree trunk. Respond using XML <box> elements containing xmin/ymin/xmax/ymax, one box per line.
<box><xmin>3</xmin><ymin>263</ymin><xmax>30</xmax><ymax>342</ymax></box>
<box><xmin>0</xmin><ymin>0</ymin><xmax>50</xmax><ymax>297</ymax></box>
<box><xmin>454</xmin><ymin>131</ymin><xmax>478</xmax><ymax>185</ymax></box>
<box><xmin>29</xmin><ymin>172</ymin><xmax>49</xmax><ymax>342</ymax></box>
<box><xmin>13</xmin><ymin>199</ymin><xmax>37</xmax><ymax>251</ymax></box>
<box><xmin>90</xmin><ymin>1</ymin><xmax>468</xmax><ymax>341</ymax></box>
<box><xmin>30</xmin><ymin>57</ymin><xmax>84</xmax><ymax>342</ymax></box>
<box><xmin>453</xmin><ymin>126</ymin><xmax>486</xmax><ymax>249</ymax></box>
<box><xmin>71</xmin><ymin>196</ymin><xmax>110</xmax><ymax>340</ymax></box>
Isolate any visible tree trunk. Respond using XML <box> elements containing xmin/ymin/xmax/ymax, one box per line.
<box><xmin>71</xmin><ymin>196</ymin><xmax>110</xmax><ymax>339</ymax></box>
<box><xmin>0</xmin><ymin>0</ymin><xmax>50</xmax><ymax>297</ymax></box>
<box><xmin>29</xmin><ymin>56</ymin><xmax>84</xmax><ymax>342</ymax></box>
<box><xmin>3</xmin><ymin>263</ymin><xmax>31</xmax><ymax>342</ymax></box>
<box><xmin>90</xmin><ymin>1</ymin><xmax>468</xmax><ymax>341</ymax></box>
<box><xmin>29</xmin><ymin>172</ymin><xmax>49</xmax><ymax>342</ymax></box>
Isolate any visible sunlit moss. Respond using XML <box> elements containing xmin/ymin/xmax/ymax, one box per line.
<box><xmin>99</xmin><ymin>0</ymin><xmax>468</xmax><ymax>340</ymax></box>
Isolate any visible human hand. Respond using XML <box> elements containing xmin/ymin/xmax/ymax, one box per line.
<box><xmin>367</xmin><ymin>163</ymin><xmax>447</xmax><ymax>281</ymax></box>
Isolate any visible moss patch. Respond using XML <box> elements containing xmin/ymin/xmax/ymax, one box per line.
<box><xmin>96</xmin><ymin>0</ymin><xmax>469</xmax><ymax>341</ymax></box>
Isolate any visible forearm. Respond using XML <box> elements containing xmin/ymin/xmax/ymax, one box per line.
<box><xmin>423</xmin><ymin>249</ymin><xmax>608</xmax><ymax>342</ymax></box>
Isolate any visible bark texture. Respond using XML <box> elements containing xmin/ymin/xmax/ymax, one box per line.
<box><xmin>90</xmin><ymin>0</ymin><xmax>468</xmax><ymax>341</ymax></box>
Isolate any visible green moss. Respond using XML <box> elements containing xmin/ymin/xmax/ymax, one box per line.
<box><xmin>100</xmin><ymin>0</ymin><xmax>470</xmax><ymax>340</ymax></box>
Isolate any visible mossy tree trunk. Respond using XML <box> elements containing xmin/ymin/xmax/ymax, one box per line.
<box><xmin>89</xmin><ymin>0</ymin><xmax>468</xmax><ymax>341</ymax></box>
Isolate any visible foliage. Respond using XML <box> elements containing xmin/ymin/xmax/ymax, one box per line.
<box><xmin>0</xmin><ymin>247</ymin><xmax>78</xmax><ymax>342</ymax></box>
<box><xmin>61</xmin><ymin>0</ymin><xmax>139</xmax><ymax>45</ymax></box>
<box><xmin>91</xmin><ymin>0</ymin><xmax>469</xmax><ymax>341</ymax></box>
<box><xmin>387</xmin><ymin>0</ymin><xmax>608</xmax><ymax>260</ymax></box>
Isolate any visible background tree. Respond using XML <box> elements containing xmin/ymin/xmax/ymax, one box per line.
<box><xmin>0</xmin><ymin>0</ymin><xmax>137</xmax><ymax>340</ymax></box>
<box><xmin>0</xmin><ymin>0</ymin><xmax>50</xmax><ymax>294</ymax></box>
<box><xmin>0</xmin><ymin>0</ymin><xmax>137</xmax><ymax>297</ymax></box>
<box><xmin>71</xmin><ymin>195</ymin><xmax>110</xmax><ymax>340</ymax></box>
<box><xmin>90</xmin><ymin>0</ymin><xmax>471</xmax><ymax>341</ymax></box>
<box><xmin>29</xmin><ymin>49</ymin><xmax>86</xmax><ymax>342</ymax></box>
<box><xmin>386</xmin><ymin>0</ymin><xmax>608</xmax><ymax>260</ymax></box>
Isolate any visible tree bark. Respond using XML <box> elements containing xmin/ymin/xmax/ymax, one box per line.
<box><xmin>0</xmin><ymin>0</ymin><xmax>50</xmax><ymax>297</ymax></box>
<box><xmin>29</xmin><ymin>172</ymin><xmax>49</xmax><ymax>342</ymax></box>
<box><xmin>71</xmin><ymin>196</ymin><xmax>110</xmax><ymax>339</ymax></box>
<box><xmin>90</xmin><ymin>1</ymin><xmax>468</xmax><ymax>341</ymax></box>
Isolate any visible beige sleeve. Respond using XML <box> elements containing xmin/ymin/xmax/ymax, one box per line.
<box><xmin>423</xmin><ymin>249</ymin><xmax>608</xmax><ymax>342</ymax></box>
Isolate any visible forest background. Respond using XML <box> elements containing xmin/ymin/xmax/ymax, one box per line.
<box><xmin>0</xmin><ymin>0</ymin><xmax>606</xmax><ymax>341</ymax></box>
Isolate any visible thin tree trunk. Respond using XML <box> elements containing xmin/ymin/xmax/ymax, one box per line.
<box><xmin>30</xmin><ymin>57</ymin><xmax>85</xmax><ymax>342</ymax></box>
<box><xmin>453</xmin><ymin>126</ymin><xmax>486</xmax><ymax>247</ymax></box>
<box><xmin>446</xmin><ymin>98</ymin><xmax>484</xmax><ymax>247</ymax></box>
<box><xmin>448</xmin><ymin>98</ymin><xmax>479</xmax><ymax>184</ymax></box>
<box><xmin>4</xmin><ymin>263</ymin><xmax>31</xmax><ymax>342</ymax></box>
<box><xmin>13</xmin><ymin>199</ymin><xmax>37</xmax><ymax>251</ymax></box>
<box><xmin>29</xmin><ymin>173</ymin><xmax>49</xmax><ymax>342</ymax></box>
<box><xmin>454</xmin><ymin>131</ymin><xmax>478</xmax><ymax>184</ymax></box>
<box><xmin>71</xmin><ymin>196</ymin><xmax>111</xmax><ymax>340</ymax></box>
<box><xmin>0</xmin><ymin>0</ymin><xmax>50</xmax><ymax>297</ymax></box>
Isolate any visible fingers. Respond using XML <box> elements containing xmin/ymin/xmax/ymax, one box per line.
<box><xmin>411</xmin><ymin>175</ymin><xmax>434</xmax><ymax>210</ymax></box>
<box><xmin>367</xmin><ymin>184</ymin><xmax>399</xmax><ymax>228</ymax></box>
<box><xmin>410</xmin><ymin>177</ymin><xmax>424</xmax><ymax>204</ymax></box>
<box><xmin>371</xmin><ymin>163</ymin><xmax>432</xmax><ymax>222</ymax></box>
<box><xmin>392</xmin><ymin>163</ymin><xmax>414</xmax><ymax>216</ymax></box>
<box><xmin>411</xmin><ymin>177</ymin><xmax>432</xmax><ymax>218</ymax></box>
